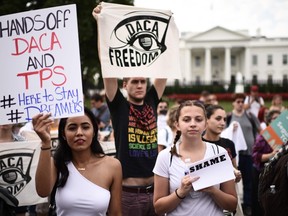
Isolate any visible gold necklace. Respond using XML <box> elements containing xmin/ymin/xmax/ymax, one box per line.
<box><xmin>73</xmin><ymin>154</ymin><xmax>95</xmax><ymax>171</ymax></box>
<box><xmin>74</xmin><ymin>162</ymin><xmax>88</xmax><ymax>171</ymax></box>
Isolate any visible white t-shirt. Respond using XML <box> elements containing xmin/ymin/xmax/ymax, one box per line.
<box><xmin>157</xmin><ymin>126</ymin><xmax>174</xmax><ymax>148</ymax></box>
<box><xmin>244</xmin><ymin>96</ymin><xmax>264</xmax><ymax>117</ymax></box>
<box><xmin>153</xmin><ymin>142</ymin><xmax>227</xmax><ymax>216</ymax></box>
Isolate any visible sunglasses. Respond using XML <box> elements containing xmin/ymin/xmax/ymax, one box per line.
<box><xmin>235</xmin><ymin>100</ymin><xmax>244</xmax><ymax>104</ymax></box>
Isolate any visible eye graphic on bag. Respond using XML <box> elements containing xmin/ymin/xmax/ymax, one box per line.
<box><xmin>0</xmin><ymin>149</ymin><xmax>34</xmax><ymax>196</ymax></box>
<box><xmin>108</xmin><ymin>12</ymin><xmax>171</xmax><ymax>67</ymax></box>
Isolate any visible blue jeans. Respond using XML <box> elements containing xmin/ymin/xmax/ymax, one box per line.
<box><xmin>122</xmin><ymin>190</ymin><xmax>157</xmax><ymax>216</ymax></box>
<box><xmin>238</xmin><ymin>154</ymin><xmax>253</xmax><ymax>207</ymax></box>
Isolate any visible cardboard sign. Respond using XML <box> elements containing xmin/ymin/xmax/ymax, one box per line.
<box><xmin>0</xmin><ymin>4</ymin><xmax>84</xmax><ymax>125</ymax></box>
<box><xmin>186</xmin><ymin>151</ymin><xmax>235</xmax><ymax>191</ymax></box>
<box><xmin>261</xmin><ymin>110</ymin><xmax>288</xmax><ymax>149</ymax></box>
<box><xmin>96</xmin><ymin>2</ymin><xmax>181</xmax><ymax>79</ymax></box>
<box><xmin>0</xmin><ymin>141</ymin><xmax>47</xmax><ymax>206</ymax></box>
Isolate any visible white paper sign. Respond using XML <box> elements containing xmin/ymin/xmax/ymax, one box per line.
<box><xmin>0</xmin><ymin>141</ymin><xmax>47</xmax><ymax>206</ymax></box>
<box><xmin>0</xmin><ymin>4</ymin><xmax>84</xmax><ymax>125</ymax></box>
<box><xmin>97</xmin><ymin>2</ymin><xmax>181</xmax><ymax>79</ymax></box>
<box><xmin>187</xmin><ymin>151</ymin><xmax>235</xmax><ymax>191</ymax></box>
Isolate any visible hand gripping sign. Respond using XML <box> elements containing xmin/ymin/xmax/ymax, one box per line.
<box><xmin>0</xmin><ymin>4</ymin><xmax>84</xmax><ymax>125</ymax></box>
<box><xmin>96</xmin><ymin>2</ymin><xmax>181</xmax><ymax>79</ymax></box>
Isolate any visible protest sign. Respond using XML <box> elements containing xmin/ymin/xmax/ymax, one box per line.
<box><xmin>96</xmin><ymin>2</ymin><xmax>181</xmax><ymax>79</ymax></box>
<box><xmin>186</xmin><ymin>151</ymin><xmax>235</xmax><ymax>191</ymax></box>
<box><xmin>0</xmin><ymin>141</ymin><xmax>47</xmax><ymax>206</ymax></box>
<box><xmin>261</xmin><ymin>110</ymin><xmax>288</xmax><ymax>149</ymax></box>
<box><xmin>0</xmin><ymin>4</ymin><xmax>84</xmax><ymax>125</ymax></box>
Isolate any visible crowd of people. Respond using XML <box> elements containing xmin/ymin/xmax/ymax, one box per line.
<box><xmin>2</xmin><ymin>82</ymin><xmax>286</xmax><ymax>216</ymax></box>
<box><xmin>1</xmin><ymin>3</ymin><xmax>288</xmax><ymax>216</ymax></box>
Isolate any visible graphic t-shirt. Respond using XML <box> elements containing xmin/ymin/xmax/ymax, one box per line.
<box><xmin>107</xmin><ymin>86</ymin><xmax>159</xmax><ymax>178</ymax></box>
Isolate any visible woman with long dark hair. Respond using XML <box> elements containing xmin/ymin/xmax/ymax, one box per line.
<box><xmin>32</xmin><ymin>107</ymin><xmax>122</xmax><ymax>216</ymax></box>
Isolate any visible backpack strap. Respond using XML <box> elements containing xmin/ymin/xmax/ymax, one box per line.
<box><xmin>211</xmin><ymin>143</ymin><xmax>220</xmax><ymax>155</ymax></box>
<box><xmin>245</xmin><ymin>111</ymin><xmax>258</xmax><ymax>138</ymax></box>
<box><xmin>169</xmin><ymin>150</ymin><xmax>173</xmax><ymax>167</ymax></box>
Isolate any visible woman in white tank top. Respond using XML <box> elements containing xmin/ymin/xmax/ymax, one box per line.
<box><xmin>32</xmin><ymin>107</ymin><xmax>122</xmax><ymax>216</ymax></box>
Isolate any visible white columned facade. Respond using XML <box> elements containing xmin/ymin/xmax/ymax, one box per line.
<box><xmin>224</xmin><ymin>47</ymin><xmax>231</xmax><ymax>84</ymax></box>
<box><xmin>184</xmin><ymin>48</ymin><xmax>192</xmax><ymax>83</ymax></box>
<box><xmin>244</xmin><ymin>47</ymin><xmax>251</xmax><ymax>81</ymax></box>
<box><xmin>204</xmin><ymin>47</ymin><xmax>211</xmax><ymax>84</ymax></box>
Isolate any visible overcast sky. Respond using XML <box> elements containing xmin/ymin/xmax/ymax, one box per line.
<box><xmin>134</xmin><ymin>0</ymin><xmax>288</xmax><ymax>38</ymax></box>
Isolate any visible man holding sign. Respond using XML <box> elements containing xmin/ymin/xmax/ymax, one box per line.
<box><xmin>93</xmin><ymin>2</ymin><xmax>181</xmax><ymax>215</ymax></box>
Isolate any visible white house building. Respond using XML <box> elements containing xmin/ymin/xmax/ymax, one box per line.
<box><xmin>178</xmin><ymin>26</ymin><xmax>288</xmax><ymax>86</ymax></box>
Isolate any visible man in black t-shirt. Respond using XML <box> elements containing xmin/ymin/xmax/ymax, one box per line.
<box><xmin>104</xmin><ymin>77</ymin><xmax>166</xmax><ymax>216</ymax></box>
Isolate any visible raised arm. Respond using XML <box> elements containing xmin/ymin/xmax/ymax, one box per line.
<box><xmin>103</xmin><ymin>78</ymin><xmax>118</xmax><ymax>102</ymax></box>
<box><xmin>93</xmin><ymin>5</ymin><xmax>118</xmax><ymax>101</ymax></box>
<box><xmin>32</xmin><ymin>113</ymin><xmax>57</xmax><ymax>197</ymax></box>
<box><xmin>154</xmin><ymin>78</ymin><xmax>167</xmax><ymax>99</ymax></box>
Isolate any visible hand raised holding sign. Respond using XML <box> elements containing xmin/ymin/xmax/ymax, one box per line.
<box><xmin>32</xmin><ymin>113</ymin><xmax>53</xmax><ymax>147</ymax></box>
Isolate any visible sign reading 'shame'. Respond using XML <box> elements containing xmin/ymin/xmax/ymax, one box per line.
<box><xmin>0</xmin><ymin>4</ymin><xmax>84</xmax><ymax>124</ymax></box>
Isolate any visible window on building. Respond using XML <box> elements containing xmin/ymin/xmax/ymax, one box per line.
<box><xmin>267</xmin><ymin>55</ymin><xmax>273</xmax><ymax>65</ymax></box>
<box><xmin>212</xmin><ymin>56</ymin><xmax>219</xmax><ymax>66</ymax></box>
<box><xmin>231</xmin><ymin>55</ymin><xmax>236</xmax><ymax>66</ymax></box>
<box><xmin>268</xmin><ymin>74</ymin><xmax>273</xmax><ymax>85</ymax></box>
<box><xmin>252</xmin><ymin>75</ymin><xmax>258</xmax><ymax>85</ymax></box>
<box><xmin>283</xmin><ymin>74</ymin><xmax>288</xmax><ymax>87</ymax></box>
<box><xmin>196</xmin><ymin>76</ymin><xmax>201</xmax><ymax>85</ymax></box>
<box><xmin>283</xmin><ymin>54</ymin><xmax>288</xmax><ymax>65</ymax></box>
<box><xmin>252</xmin><ymin>55</ymin><xmax>258</xmax><ymax>66</ymax></box>
<box><xmin>195</xmin><ymin>56</ymin><xmax>201</xmax><ymax>67</ymax></box>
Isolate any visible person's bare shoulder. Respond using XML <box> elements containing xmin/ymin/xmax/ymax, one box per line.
<box><xmin>105</xmin><ymin>155</ymin><xmax>121</xmax><ymax>169</ymax></box>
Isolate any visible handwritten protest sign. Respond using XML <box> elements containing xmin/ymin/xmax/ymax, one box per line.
<box><xmin>0</xmin><ymin>4</ymin><xmax>84</xmax><ymax>125</ymax></box>
<box><xmin>96</xmin><ymin>2</ymin><xmax>181</xmax><ymax>79</ymax></box>
<box><xmin>0</xmin><ymin>141</ymin><xmax>47</xmax><ymax>206</ymax></box>
<box><xmin>261</xmin><ymin>110</ymin><xmax>288</xmax><ymax>149</ymax></box>
<box><xmin>186</xmin><ymin>151</ymin><xmax>235</xmax><ymax>191</ymax></box>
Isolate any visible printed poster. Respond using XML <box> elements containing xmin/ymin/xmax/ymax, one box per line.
<box><xmin>0</xmin><ymin>4</ymin><xmax>84</xmax><ymax>125</ymax></box>
<box><xmin>261</xmin><ymin>110</ymin><xmax>288</xmax><ymax>149</ymax></box>
<box><xmin>187</xmin><ymin>151</ymin><xmax>235</xmax><ymax>191</ymax></box>
<box><xmin>96</xmin><ymin>2</ymin><xmax>181</xmax><ymax>79</ymax></box>
<box><xmin>0</xmin><ymin>141</ymin><xmax>47</xmax><ymax>206</ymax></box>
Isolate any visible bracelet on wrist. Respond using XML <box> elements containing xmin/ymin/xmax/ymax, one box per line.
<box><xmin>175</xmin><ymin>188</ymin><xmax>185</xmax><ymax>199</ymax></box>
<box><xmin>41</xmin><ymin>146</ymin><xmax>51</xmax><ymax>151</ymax></box>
